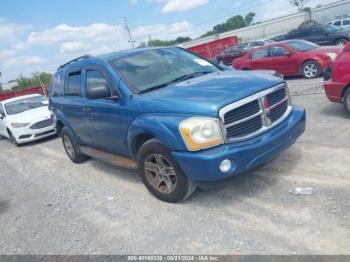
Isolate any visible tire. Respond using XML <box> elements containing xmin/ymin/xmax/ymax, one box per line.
<box><xmin>335</xmin><ymin>38</ymin><xmax>348</xmax><ymax>46</ymax></box>
<box><xmin>137</xmin><ymin>139</ymin><xmax>197</xmax><ymax>203</ymax></box>
<box><xmin>61</xmin><ymin>127</ymin><xmax>88</xmax><ymax>163</ymax></box>
<box><xmin>301</xmin><ymin>61</ymin><xmax>321</xmax><ymax>79</ymax></box>
<box><xmin>342</xmin><ymin>87</ymin><xmax>350</xmax><ymax>115</ymax></box>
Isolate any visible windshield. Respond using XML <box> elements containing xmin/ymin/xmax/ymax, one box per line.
<box><xmin>323</xmin><ymin>24</ymin><xmax>342</xmax><ymax>32</ymax></box>
<box><xmin>110</xmin><ymin>48</ymin><xmax>219</xmax><ymax>93</ymax></box>
<box><xmin>286</xmin><ymin>40</ymin><xmax>319</xmax><ymax>52</ymax></box>
<box><xmin>5</xmin><ymin>96</ymin><xmax>48</xmax><ymax>115</ymax></box>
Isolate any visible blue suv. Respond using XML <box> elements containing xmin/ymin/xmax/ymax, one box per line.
<box><xmin>49</xmin><ymin>47</ymin><xmax>305</xmax><ymax>203</ymax></box>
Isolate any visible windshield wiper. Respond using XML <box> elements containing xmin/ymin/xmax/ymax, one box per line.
<box><xmin>168</xmin><ymin>71</ymin><xmax>213</xmax><ymax>84</ymax></box>
<box><xmin>138</xmin><ymin>71</ymin><xmax>212</xmax><ymax>94</ymax></box>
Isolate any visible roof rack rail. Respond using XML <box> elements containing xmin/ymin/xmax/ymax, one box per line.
<box><xmin>58</xmin><ymin>55</ymin><xmax>92</xmax><ymax>69</ymax></box>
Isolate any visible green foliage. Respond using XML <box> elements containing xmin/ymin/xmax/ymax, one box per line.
<box><xmin>289</xmin><ymin>0</ymin><xmax>307</xmax><ymax>11</ymax></box>
<box><xmin>12</xmin><ymin>72</ymin><xmax>52</xmax><ymax>90</ymax></box>
<box><xmin>200</xmin><ymin>12</ymin><xmax>256</xmax><ymax>38</ymax></box>
<box><xmin>148</xmin><ymin>36</ymin><xmax>192</xmax><ymax>47</ymax></box>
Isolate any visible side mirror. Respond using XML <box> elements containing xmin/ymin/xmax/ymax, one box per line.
<box><xmin>0</xmin><ymin>113</ymin><xmax>5</xmax><ymax>120</ymax></box>
<box><xmin>284</xmin><ymin>51</ymin><xmax>292</xmax><ymax>57</ymax></box>
<box><xmin>86</xmin><ymin>85</ymin><xmax>111</xmax><ymax>100</ymax></box>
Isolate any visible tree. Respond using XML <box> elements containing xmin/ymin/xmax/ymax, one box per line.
<box><xmin>12</xmin><ymin>72</ymin><xmax>52</xmax><ymax>90</ymax></box>
<box><xmin>200</xmin><ymin>12</ymin><xmax>256</xmax><ymax>37</ymax></box>
<box><xmin>245</xmin><ymin>12</ymin><xmax>256</xmax><ymax>26</ymax></box>
<box><xmin>289</xmin><ymin>0</ymin><xmax>307</xmax><ymax>12</ymax></box>
<box><xmin>147</xmin><ymin>36</ymin><xmax>192</xmax><ymax>47</ymax></box>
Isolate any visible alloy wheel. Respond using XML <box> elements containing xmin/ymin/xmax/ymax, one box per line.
<box><xmin>63</xmin><ymin>134</ymin><xmax>75</xmax><ymax>158</ymax></box>
<box><xmin>144</xmin><ymin>153</ymin><xmax>177</xmax><ymax>194</ymax></box>
<box><xmin>303</xmin><ymin>63</ymin><xmax>318</xmax><ymax>78</ymax></box>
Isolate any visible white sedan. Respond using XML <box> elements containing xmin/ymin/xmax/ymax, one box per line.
<box><xmin>0</xmin><ymin>94</ymin><xmax>56</xmax><ymax>146</ymax></box>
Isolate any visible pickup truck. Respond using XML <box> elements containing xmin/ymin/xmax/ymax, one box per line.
<box><xmin>49</xmin><ymin>47</ymin><xmax>306</xmax><ymax>203</ymax></box>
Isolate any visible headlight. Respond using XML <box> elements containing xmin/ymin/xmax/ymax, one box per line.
<box><xmin>326</xmin><ymin>52</ymin><xmax>337</xmax><ymax>60</ymax></box>
<box><xmin>11</xmin><ymin>123</ymin><xmax>30</xmax><ymax>128</ymax></box>
<box><xmin>180</xmin><ymin>117</ymin><xmax>224</xmax><ymax>151</ymax></box>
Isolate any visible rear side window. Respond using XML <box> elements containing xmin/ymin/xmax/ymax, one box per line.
<box><xmin>65</xmin><ymin>71</ymin><xmax>81</xmax><ymax>96</ymax></box>
<box><xmin>343</xmin><ymin>20</ymin><xmax>350</xmax><ymax>25</ymax></box>
<box><xmin>252</xmin><ymin>48</ymin><xmax>269</xmax><ymax>59</ymax></box>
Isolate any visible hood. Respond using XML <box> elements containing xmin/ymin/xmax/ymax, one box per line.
<box><xmin>308</xmin><ymin>46</ymin><xmax>342</xmax><ymax>54</ymax></box>
<box><xmin>137</xmin><ymin>70</ymin><xmax>284</xmax><ymax>117</ymax></box>
<box><xmin>7</xmin><ymin>106</ymin><xmax>52</xmax><ymax>124</ymax></box>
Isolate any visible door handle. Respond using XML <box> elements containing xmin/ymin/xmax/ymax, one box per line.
<box><xmin>82</xmin><ymin>107</ymin><xmax>91</xmax><ymax>112</ymax></box>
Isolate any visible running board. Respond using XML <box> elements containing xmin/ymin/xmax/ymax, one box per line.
<box><xmin>80</xmin><ymin>146</ymin><xmax>137</xmax><ymax>170</ymax></box>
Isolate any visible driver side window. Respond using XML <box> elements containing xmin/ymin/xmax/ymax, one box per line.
<box><xmin>271</xmin><ymin>46</ymin><xmax>288</xmax><ymax>57</ymax></box>
<box><xmin>251</xmin><ymin>48</ymin><xmax>269</xmax><ymax>59</ymax></box>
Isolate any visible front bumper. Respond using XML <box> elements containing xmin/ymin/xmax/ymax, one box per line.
<box><xmin>12</xmin><ymin>125</ymin><xmax>56</xmax><ymax>144</ymax></box>
<box><xmin>172</xmin><ymin>106</ymin><xmax>305</xmax><ymax>182</ymax></box>
<box><xmin>324</xmin><ymin>80</ymin><xmax>347</xmax><ymax>103</ymax></box>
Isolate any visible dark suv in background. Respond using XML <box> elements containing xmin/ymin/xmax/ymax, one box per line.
<box><xmin>285</xmin><ymin>24</ymin><xmax>350</xmax><ymax>46</ymax></box>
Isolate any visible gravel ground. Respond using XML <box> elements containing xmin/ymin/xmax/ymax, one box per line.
<box><xmin>0</xmin><ymin>77</ymin><xmax>349</xmax><ymax>255</ymax></box>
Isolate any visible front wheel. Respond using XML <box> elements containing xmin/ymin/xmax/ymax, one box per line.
<box><xmin>301</xmin><ymin>61</ymin><xmax>321</xmax><ymax>79</ymax></box>
<box><xmin>137</xmin><ymin>139</ymin><xmax>197</xmax><ymax>203</ymax></box>
<box><xmin>343</xmin><ymin>87</ymin><xmax>350</xmax><ymax>115</ymax></box>
<box><xmin>61</xmin><ymin>127</ymin><xmax>88</xmax><ymax>163</ymax></box>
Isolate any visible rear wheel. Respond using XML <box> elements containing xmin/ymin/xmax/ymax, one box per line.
<box><xmin>61</xmin><ymin>127</ymin><xmax>88</xmax><ymax>163</ymax></box>
<box><xmin>335</xmin><ymin>38</ymin><xmax>348</xmax><ymax>46</ymax></box>
<box><xmin>343</xmin><ymin>87</ymin><xmax>350</xmax><ymax>115</ymax></box>
<box><xmin>301</xmin><ymin>61</ymin><xmax>321</xmax><ymax>79</ymax></box>
<box><xmin>137</xmin><ymin>139</ymin><xmax>197</xmax><ymax>203</ymax></box>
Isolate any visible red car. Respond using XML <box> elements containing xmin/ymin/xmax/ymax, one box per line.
<box><xmin>233</xmin><ymin>40</ymin><xmax>341</xmax><ymax>78</ymax></box>
<box><xmin>324</xmin><ymin>42</ymin><xmax>350</xmax><ymax>114</ymax></box>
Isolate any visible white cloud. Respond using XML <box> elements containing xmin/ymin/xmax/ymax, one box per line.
<box><xmin>0</xmin><ymin>49</ymin><xmax>15</xmax><ymax>59</ymax></box>
<box><xmin>129</xmin><ymin>0</ymin><xmax>138</xmax><ymax>4</ymax></box>
<box><xmin>0</xmin><ymin>19</ymin><xmax>28</xmax><ymax>42</ymax></box>
<box><xmin>161</xmin><ymin>0</ymin><xmax>208</xmax><ymax>13</ymax></box>
<box><xmin>133</xmin><ymin>21</ymin><xmax>193</xmax><ymax>39</ymax></box>
<box><xmin>4</xmin><ymin>55</ymin><xmax>47</xmax><ymax>67</ymax></box>
<box><xmin>59</xmin><ymin>42</ymin><xmax>85</xmax><ymax>53</ymax></box>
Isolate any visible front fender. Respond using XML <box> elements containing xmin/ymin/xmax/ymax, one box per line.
<box><xmin>127</xmin><ymin>113</ymin><xmax>190</xmax><ymax>156</ymax></box>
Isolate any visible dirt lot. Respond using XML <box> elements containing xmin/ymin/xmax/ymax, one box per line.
<box><xmin>0</xmin><ymin>77</ymin><xmax>349</xmax><ymax>255</ymax></box>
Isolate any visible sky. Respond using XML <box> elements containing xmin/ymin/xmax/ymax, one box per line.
<box><xmin>0</xmin><ymin>0</ymin><xmax>337</xmax><ymax>82</ymax></box>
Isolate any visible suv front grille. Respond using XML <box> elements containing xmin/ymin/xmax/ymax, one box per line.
<box><xmin>30</xmin><ymin>117</ymin><xmax>54</xmax><ymax>130</ymax></box>
<box><xmin>220</xmin><ymin>84</ymin><xmax>291</xmax><ymax>142</ymax></box>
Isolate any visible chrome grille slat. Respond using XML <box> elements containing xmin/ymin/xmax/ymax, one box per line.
<box><xmin>219</xmin><ymin>83</ymin><xmax>292</xmax><ymax>142</ymax></box>
<box><xmin>224</xmin><ymin>100</ymin><xmax>260</xmax><ymax>124</ymax></box>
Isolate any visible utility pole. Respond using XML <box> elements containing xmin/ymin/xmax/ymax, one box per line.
<box><xmin>148</xmin><ymin>34</ymin><xmax>153</xmax><ymax>46</ymax></box>
<box><xmin>124</xmin><ymin>17</ymin><xmax>135</xmax><ymax>48</ymax></box>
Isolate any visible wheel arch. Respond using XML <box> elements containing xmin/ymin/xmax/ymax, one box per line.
<box><xmin>341</xmin><ymin>84</ymin><xmax>350</xmax><ymax>101</ymax></box>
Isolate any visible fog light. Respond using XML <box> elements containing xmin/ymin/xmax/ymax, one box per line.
<box><xmin>219</xmin><ymin>159</ymin><xmax>232</xmax><ymax>173</ymax></box>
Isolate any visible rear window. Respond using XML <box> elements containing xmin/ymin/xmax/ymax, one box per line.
<box><xmin>65</xmin><ymin>71</ymin><xmax>81</xmax><ymax>96</ymax></box>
